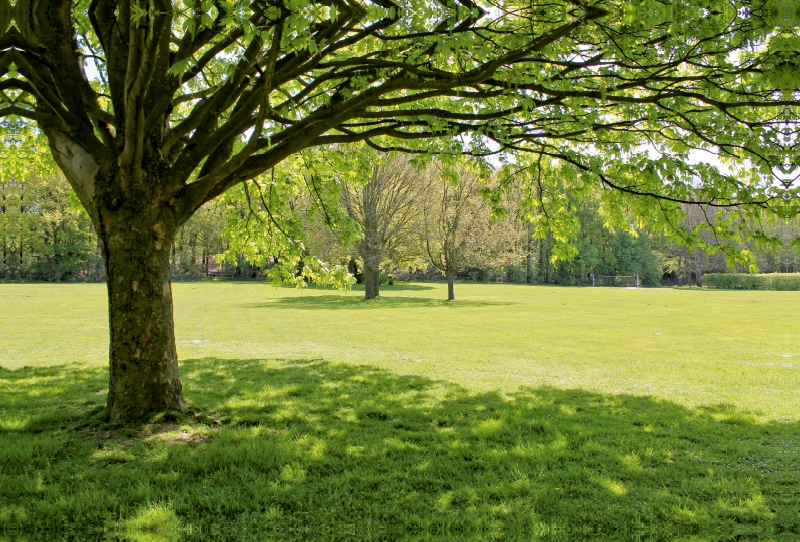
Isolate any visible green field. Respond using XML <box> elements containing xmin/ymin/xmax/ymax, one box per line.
<box><xmin>2</xmin><ymin>282</ymin><xmax>799</xmax><ymax>540</ymax></box>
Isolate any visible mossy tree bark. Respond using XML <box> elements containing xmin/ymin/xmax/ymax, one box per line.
<box><xmin>100</xmin><ymin>203</ymin><xmax>183</xmax><ymax>420</ymax></box>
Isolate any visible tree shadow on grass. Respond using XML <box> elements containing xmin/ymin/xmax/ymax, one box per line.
<box><xmin>213</xmin><ymin>282</ymin><xmax>436</xmax><ymax>292</ymax></box>
<box><xmin>2</xmin><ymin>359</ymin><xmax>799</xmax><ymax>541</ymax></box>
<box><xmin>353</xmin><ymin>283</ymin><xmax>438</xmax><ymax>292</ymax></box>
<box><xmin>240</xmin><ymin>295</ymin><xmax>513</xmax><ymax>310</ymax></box>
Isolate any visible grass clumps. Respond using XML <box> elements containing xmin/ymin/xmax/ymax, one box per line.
<box><xmin>119</xmin><ymin>503</ymin><xmax>183</xmax><ymax>542</ymax></box>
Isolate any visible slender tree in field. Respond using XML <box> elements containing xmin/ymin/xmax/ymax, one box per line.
<box><xmin>340</xmin><ymin>152</ymin><xmax>426</xmax><ymax>299</ymax></box>
<box><xmin>423</xmin><ymin>163</ymin><xmax>521</xmax><ymax>299</ymax></box>
<box><xmin>424</xmin><ymin>165</ymin><xmax>483</xmax><ymax>300</ymax></box>
<box><xmin>0</xmin><ymin>0</ymin><xmax>796</xmax><ymax>417</ymax></box>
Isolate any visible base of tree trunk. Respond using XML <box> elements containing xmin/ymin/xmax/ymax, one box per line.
<box><xmin>364</xmin><ymin>264</ymin><xmax>380</xmax><ymax>300</ymax></box>
<box><xmin>447</xmin><ymin>272</ymin><xmax>455</xmax><ymax>301</ymax></box>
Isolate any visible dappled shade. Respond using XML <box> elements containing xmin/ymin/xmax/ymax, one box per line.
<box><xmin>2</xmin><ymin>359</ymin><xmax>798</xmax><ymax>540</ymax></box>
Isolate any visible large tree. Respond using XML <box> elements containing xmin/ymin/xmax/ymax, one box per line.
<box><xmin>0</xmin><ymin>0</ymin><xmax>796</xmax><ymax>418</ymax></box>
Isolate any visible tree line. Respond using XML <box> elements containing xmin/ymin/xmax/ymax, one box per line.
<box><xmin>5</xmin><ymin>152</ymin><xmax>798</xmax><ymax>293</ymax></box>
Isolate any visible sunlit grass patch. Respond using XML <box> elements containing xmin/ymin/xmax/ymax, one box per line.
<box><xmin>119</xmin><ymin>503</ymin><xmax>182</xmax><ymax>542</ymax></box>
<box><xmin>5</xmin><ymin>282</ymin><xmax>800</xmax><ymax>422</ymax></box>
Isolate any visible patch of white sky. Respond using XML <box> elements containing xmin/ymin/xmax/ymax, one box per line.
<box><xmin>84</xmin><ymin>58</ymin><xmax>102</xmax><ymax>82</ymax></box>
<box><xmin>480</xmin><ymin>134</ymin><xmax>737</xmax><ymax>177</ymax></box>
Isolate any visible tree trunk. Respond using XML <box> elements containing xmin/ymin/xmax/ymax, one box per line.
<box><xmin>526</xmin><ymin>223</ymin><xmax>533</xmax><ymax>284</ymax></box>
<box><xmin>447</xmin><ymin>271</ymin><xmax>455</xmax><ymax>300</ymax></box>
<box><xmin>539</xmin><ymin>237</ymin><xmax>546</xmax><ymax>283</ymax></box>
<box><xmin>101</xmin><ymin>214</ymin><xmax>184</xmax><ymax>420</ymax></box>
<box><xmin>364</xmin><ymin>262</ymin><xmax>380</xmax><ymax>300</ymax></box>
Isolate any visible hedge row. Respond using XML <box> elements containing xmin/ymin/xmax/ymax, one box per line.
<box><xmin>703</xmin><ymin>273</ymin><xmax>800</xmax><ymax>290</ymax></box>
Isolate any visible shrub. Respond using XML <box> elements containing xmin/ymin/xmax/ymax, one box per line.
<box><xmin>768</xmin><ymin>274</ymin><xmax>800</xmax><ymax>290</ymax></box>
<box><xmin>504</xmin><ymin>265</ymin><xmax>528</xmax><ymax>283</ymax></box>
<box><xmin>703</xmin><ymin>273</ymin><xmax>800</xmax><ymax>290</ymax></box>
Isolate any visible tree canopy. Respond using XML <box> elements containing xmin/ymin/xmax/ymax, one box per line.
<box><xmin>1</xmin><ymin>0</ymin><xmax>796</xmax><ymax>218</ymax></box>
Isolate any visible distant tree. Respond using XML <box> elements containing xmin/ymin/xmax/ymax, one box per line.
<box><xmin>171</xmin><ymin>202</ymin><xmax>226</xmax><ymax>279</ymax></box>
<box><xmin>340</xmin><ymin>152</ymin><xmax>427</xmax><ymax>299</ymax></box>
<box><xmin>423</xmin><ymin>163</ymin><xmax>522</xmax><ymax>299</ymax></box>
<box><xmin>424</xmin><ymin>165</ymin><xmax>479</xmax><ymax>300</ymax></box>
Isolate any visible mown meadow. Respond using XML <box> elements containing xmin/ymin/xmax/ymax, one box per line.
<box><xmin>2</xmin><ymin>282</ymin><xmax>799</xmax><ymax>540</ymax></box>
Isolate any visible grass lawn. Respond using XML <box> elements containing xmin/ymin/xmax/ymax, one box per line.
<box><xmin>2</xmin><ymin>282</ymin><xmax>799</xmax><ymax>540</ymax></box>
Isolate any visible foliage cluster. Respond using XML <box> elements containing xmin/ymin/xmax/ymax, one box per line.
<box><xmin>0</xmin><ymin>123</ymin><xmax>102</xmax><ymax>281</ymax></box>
<box><xmin>0</xmin><ymin>170</ymin><xmax>102</xmax><ymax>282</ymax></box>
